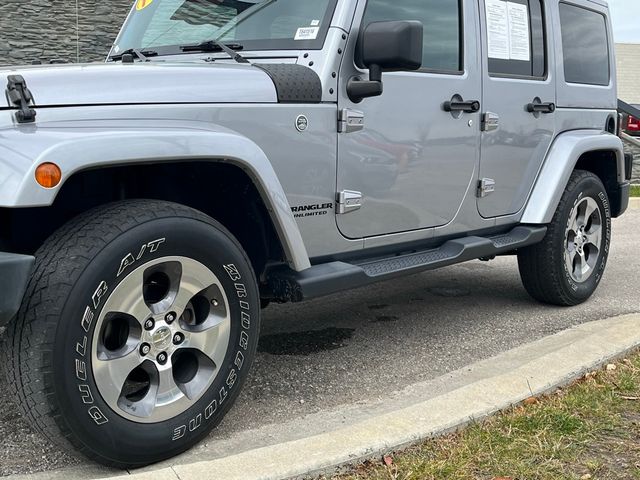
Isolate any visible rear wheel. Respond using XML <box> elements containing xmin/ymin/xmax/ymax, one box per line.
<box><xmin>517</xmin><ymin>170</ymin><xmax>611</xmax><ymax>306</ymax></box>
<box><xmin>3</xmin><ymin>200</ymin><xmax>260</xmax><ymax>468</ymax></box>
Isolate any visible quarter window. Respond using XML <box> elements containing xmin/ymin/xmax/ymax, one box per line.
<box><xmin>486</xmin><ymin>0</ymin><xmax>545</xmax><ymax>78</ymax></box>
<box><xmin>559</xmin><ymin>3</ymin><xmax>610</xmax><ymax>86</ymax></box>
<box><xmin>361</xmin><ymin>0</ymin><xmax>461</xmax><ymax>73</ymax></box>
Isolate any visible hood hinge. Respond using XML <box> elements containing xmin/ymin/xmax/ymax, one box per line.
<box><xmin>6</xmin><ymin>75</ymin><xmax>37</xmax><ymax>124</ymax></box>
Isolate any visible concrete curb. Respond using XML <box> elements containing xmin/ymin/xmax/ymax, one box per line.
<box><xmin>17</xmin><ymin>313</ymin><xmax>640</xmax><ymax>480</ymax></box>
<box><xmin>629</xmin><ymin>196</ymin><xmax>640</xmax><ymax>208</ymax></box>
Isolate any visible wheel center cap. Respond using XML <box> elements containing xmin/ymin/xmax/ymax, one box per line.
<box><xmin>152</xmin><ymin>326</ymin><xmax>172</xmax><ymax>350</ymax></box>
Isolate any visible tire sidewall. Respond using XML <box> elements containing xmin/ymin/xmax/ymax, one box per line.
<box><xmin>52</xmin><ymin>216</ymin><xmax>259</xmax><ymax>466</ymax></box>
<box><xmin>557</xmin><ymin>175</ymin><xmax>611</xmax><ymax>301</ymax></box>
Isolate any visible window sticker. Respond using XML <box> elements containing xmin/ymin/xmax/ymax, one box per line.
<box><xmin>136</xmin><ymin>0</ymin><xmax>153</xmax><ymax>11</ymax></box>
<box><xmin>486</xmin><ymin>0</ymin><xmax>510</xmax><ymax>59</ymax></box>
<box><xmin>295</xmin><ymin>27</ymin><xmax>320</xmax><ymax>41</ymax></box>
<box><xmin>310</xmin><ymin>20</ymin><xmax>320</xmax><ymax>26</ymax></box>
<box><xmin>485</xmin><ymin>0</ymin><xmax>531</xmax><ymax>61</ymax></box>
<box><xmin>507</xmin><ymin>2</ymin><xmax>530</xmax><ymax>61</ymax></box>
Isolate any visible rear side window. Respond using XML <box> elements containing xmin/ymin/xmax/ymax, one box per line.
<box><xmin>559</xmin><ymin>3</ymin><xmax>610</xmax><ymax>86</ymax></box>
<box><xmin>362</xmin><ymin>0</ymin><xmax>461</xmax><ymax>73</ymax></box>
<box><xmin>485</xmin><ymin>0</ymin><xmax>545</xmax><ymax>78</ymax></box>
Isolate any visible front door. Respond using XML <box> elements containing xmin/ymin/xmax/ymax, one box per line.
<box><xmin>477</xmin><ymin>0</ymin><xmax>556</xmax><ymax>218</ymax></box>
<box><xmin>336</xmin><ymin>0</ymin><xmax>481</xmax><ymax>239</ymax></box>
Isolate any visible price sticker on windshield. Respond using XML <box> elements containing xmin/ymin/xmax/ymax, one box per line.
<box><xmin>136</xmin><ymin>0</ymin><xmax>153</xmax><ymax>10</ymax></box>
<box><xmin>295</xmin><ymin>27</ymin><xmax>319</xmax><ymax>41</ymax></box>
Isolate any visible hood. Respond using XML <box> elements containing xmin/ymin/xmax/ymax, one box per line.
<box><xmin>0</xmin><ymin>62</ymin><xmax>279</xmax><ymax>107</ymax></box>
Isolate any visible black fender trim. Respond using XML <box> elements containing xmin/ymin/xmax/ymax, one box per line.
<box><xmin>611</xmin><ymin>181</ymin><xmax>630</xmax><ymax>218</ymax></box>
<box><xmin>254</xmin><ymin>64</ymin><xmax>322</xmax><ymax>104</ymax></box>
<box><xmin>0</xmin><ymin>252</ymin><xmax>34</xmax><ymax>326</ymax></box>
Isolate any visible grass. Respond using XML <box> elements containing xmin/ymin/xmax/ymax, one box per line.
<box><xmin>329</xmin><ymin>353</ymin><xmax>640</xmax><ymax>480</ymax></box>
<box><xmin>631</xmin><ymin>185</ymin><xmax>640</xmax><ymax>197</ymax></box>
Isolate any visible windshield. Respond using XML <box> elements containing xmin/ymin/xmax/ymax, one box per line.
<box><xmin>112</xmin><ymin>0</ymin><xmax>338</xmax><ymax>56</ymax></box>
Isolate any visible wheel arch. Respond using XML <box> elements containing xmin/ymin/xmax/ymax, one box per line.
<box><xmin>0</xmin><ymin>127</ymin><xmax>311</xmax><ymax>273</ymax></box>
<box><xmin>521</xmin><ymin>130</ymin><xmax>626</xmax><ymax>224</ymax></box>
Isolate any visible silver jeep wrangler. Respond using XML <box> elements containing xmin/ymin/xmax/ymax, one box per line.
<box><xmin>0</xmin><ymin>0</ymin><xmax>630</xmax><ymax>468</ymax></box>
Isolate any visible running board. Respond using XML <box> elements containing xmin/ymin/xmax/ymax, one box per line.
<box><xmin>268</xmin><ymin>226</ymin><xmax>547</xmax><ymax>303</ymax></box>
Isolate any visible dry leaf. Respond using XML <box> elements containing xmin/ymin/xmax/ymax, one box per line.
<box><xmin>383</xmin><ymin>455</ymin><xmax>393</xmax><ymax>466</ymax></box>
<box><xmin>619</xmin><ymin>395</ymin><xmax>640</xmax><ymax>401</ymax></box>
<box><xmin>606</xmin><ymin>364</ymin><xmax>617</xmax><ymax>371</ymax></box>
<box><xmin>580</xmin><ymin>474</ymin><xmax>592</xmax><ymax>479</ymax></box>
<box><xmin>523</xmin><ymin>397</ymin><xmax>538</xmax><ymax>405</ymax></box>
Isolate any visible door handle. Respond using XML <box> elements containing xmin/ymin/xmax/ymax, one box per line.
<box><xmin>527</xmin><ymin>101</ymin><xmax>556</xmax><ymax>114</ymax></box>
<box><xmin>443</xmin><ymin>99</ymin><xmax>481</xmax><ymax>113</ymax></box>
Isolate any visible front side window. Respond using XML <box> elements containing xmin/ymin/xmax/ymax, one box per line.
<box><xmin>559</xmin><ymin>3</ymin><xmax>610</xmax><ymax>86</ymax></box>
<box><xmin>113</xmin><ymin>0</ymin><xmax>337</xmax><ymax>55</ymax></box>
<box><xmin>361</xmin><ymin>0</ymin><xmax>462</xmax><ymax>73</ymax></box>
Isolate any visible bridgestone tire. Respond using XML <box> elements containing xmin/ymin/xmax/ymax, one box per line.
<box><xmin>517</xmin><ymin>170</ymin><xmax>611</xmax><ymax>306</ymax></box>
<box><xmin>2</xmin><ymin>200</ymin><xmax>260</xmax><ymax>468</ymax></box>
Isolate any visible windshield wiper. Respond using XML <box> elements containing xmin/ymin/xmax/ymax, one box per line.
<box><xmin>180</xmin><ymin>41</ymin><xmax>250</xmax><ymax>64</ymax></box>
<box><xmin>109</xmin><ymin>48</ymin><xmax>158</xmax><ymax>62</ymax></box>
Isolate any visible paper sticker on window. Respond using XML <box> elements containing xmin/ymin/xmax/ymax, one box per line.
<box><xmin>507</xmin><ymin>2</ymin><xmax>530</xmax><ymax>61</ymax></box>
<box><xmin>311</xmin><ymin>20</ymin><xmax>320</xmax><ymax>26</ymax></box>
<box><xmin>295</xmin><ymin>27</ymin><xmax>319</xmax><ymax>41</ymax></box>
<box><xmin>136</xmin><ymin>0</ymin><xmax>153</xmax><ymax>11</ymax></box>
<box><xmin>485</xmin><ymin>0</ymin><xmax>530</xmax><ymax>61</ymax></box>
<box><xmin>486</xmin><ymin>0</ymin><xmax>509</xmax><ymax>59</ymax></box>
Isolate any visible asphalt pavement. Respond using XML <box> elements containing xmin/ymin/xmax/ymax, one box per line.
<box><xmin>1</xmin><ymin>204</ymin><xmax>639</xmax><ymax>477</ymax></box>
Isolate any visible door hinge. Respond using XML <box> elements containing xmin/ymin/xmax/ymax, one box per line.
<box><xmin>481</xmin><ymin>112</ymin><xmax>499</xmax><ymax>132</ymax></box>
<box><xmin>6</xmin><ymin>75</ymin><xmax>36</xmax><ymax>124</ymax></box>
<box><xmin>477</xmin><ymin>178</ymin><xmax>496</xmax><ymax>198</ymax></box>
<box><xmin>336</xmin><ymin>190</ymin><xmax>363</xmax><ymax>214</ymax></box>
<box><xmin>338</xmin><ymin>108</ymin><xmax>364</xmax><ymax>133</ymax></box>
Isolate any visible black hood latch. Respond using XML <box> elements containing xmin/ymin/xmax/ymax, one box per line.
<box><xmin>6</xmin><ymin>75</ymin><xmax>37</xmax><ymax>124</ymax></box>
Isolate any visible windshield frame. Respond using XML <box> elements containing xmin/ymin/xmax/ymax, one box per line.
<box><xmin>111</xmin><ymin>0</ymin><xmax>340</xmax><ymax>58</ymax></box>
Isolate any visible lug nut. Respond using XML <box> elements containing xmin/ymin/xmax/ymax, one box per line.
<box><xmin>211</xmin><ymin>299</ymin><xmax>219</xmax><ymax>307</ymax></box>
<box><xmin>165</xmin><ymin>312</ymin><xmax>176</xmax><ymax>324</ymax></box>
<box><xmin>157</xmin><ymin>352</ymin><xmax>168</xmax><ymax>365</ymax></box>
<box><xmin>144</xmin><ymin>318</ymin><xmax>155</xmax><ymax>331</ymax></box>
<box><xmin>140</xmin><ymin>343</ymin><xmax>151</xmax><ymax>356</ymax></box>
<box><xmin>173</xmin><ymin>332</ymin><xmax>184</xmax><ymax>345</ymax></box>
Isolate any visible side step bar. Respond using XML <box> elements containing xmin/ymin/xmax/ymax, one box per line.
<box><xmin>268</xmin><ymin>226</ymin><xmax>547</xmax><ymax>302</ymax></box>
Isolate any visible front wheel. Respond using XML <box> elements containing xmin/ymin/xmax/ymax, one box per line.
<box><xmin>3</xmin><ymin>200</ymin><xmax>260</xmax><ymax>468</ymax></box>
<box><xmin>517</xmin><ymin>170</ymin><xmax>611</xmax><ymax>306</ymax></box>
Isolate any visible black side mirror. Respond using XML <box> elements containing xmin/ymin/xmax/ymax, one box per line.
<box><xmin>347</xmin><ymin>20</ymin><xmax>423</xmax><ymax>103</ymax></box>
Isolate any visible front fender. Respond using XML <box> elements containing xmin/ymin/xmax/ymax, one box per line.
<box><xmin>521</xmin><ymin>130</ymin><xmax>625</xmax><ymax>224</ymax></box>
<box><xmin>0</xmin><ymin>119</ymin><xmax>311</xmax><ymax>271</ymax></box>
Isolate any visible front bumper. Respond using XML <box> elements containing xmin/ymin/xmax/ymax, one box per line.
<box><xmin>0</xmin><ymin>253</ymin><xmax>34</xmax><ymax>327</ymax></box>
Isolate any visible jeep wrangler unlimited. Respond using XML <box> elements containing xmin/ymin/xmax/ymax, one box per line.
<box><xmin>0</xmin><ymin>0</ymin><xmax>630</xmax><ymax>468</ymax></box>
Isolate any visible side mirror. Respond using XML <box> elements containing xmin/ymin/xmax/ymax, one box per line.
<box><xmin>348</xmin><ymin>20</ymin><xmax>423</xmax><ymax>103</ymax></box>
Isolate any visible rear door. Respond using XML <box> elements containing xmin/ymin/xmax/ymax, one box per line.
<box><xmin>477</xmin><ymin>0</ymin><xmax>555</xmax><ymax>217</ymax></box>
<box><xmin>336</xmin><ymin>0</ymin><xmax>481</xmax><ymax>239</ymax></box>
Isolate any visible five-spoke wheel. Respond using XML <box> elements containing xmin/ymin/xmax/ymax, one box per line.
<box><xmin>93</xmin><ymin>256</ymin><xmax>231</xmax><ymax>422</ymax></box>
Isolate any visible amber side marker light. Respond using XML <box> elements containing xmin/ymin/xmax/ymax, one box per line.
<box><xmin>35</xmin><ymin>162</ymin><xmax>62</xmax><ymax>188</ymax></box>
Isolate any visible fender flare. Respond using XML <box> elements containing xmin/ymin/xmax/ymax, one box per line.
<box><xmin>521</xmin><ymin>130</ymin><xmax>625</xmax><ymax>224</ymax></box>
<box><xmin>2</xmin><ymin>123</ymin><xmax>311</xmax><ymax>271</ymax></box>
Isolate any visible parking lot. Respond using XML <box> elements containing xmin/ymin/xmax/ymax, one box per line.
<box><xmin>1</xmin><ymin>204</ymin><xmax>639</xmax><ymax>477</ymax></box>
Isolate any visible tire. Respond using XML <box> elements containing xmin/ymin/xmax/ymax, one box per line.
<box><xmin>2</xmin><ymin>200</ymin><xmax>260</xmax><ymax>468</ymax></box>
<box><xmin>518</xmin><ymin>170</ymin><xmax>611</xmax><ymax>306</ymax></box>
